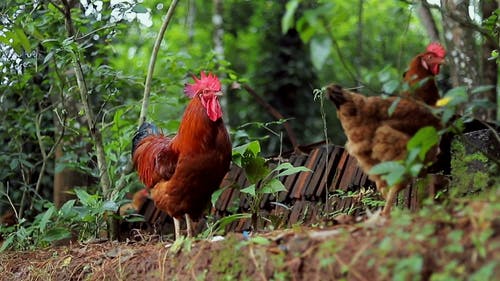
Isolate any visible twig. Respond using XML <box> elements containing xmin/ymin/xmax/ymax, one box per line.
<box><xmin>31</xmin><ymin>106</ymin><xmax>66</xmax><ymax>210</ymax></box>
<box><xmin>76</xmin><ymin>24</ymin><xmax>117</xmax><ymax>41</ymax></box>
<box><xmin>249</xmin><ymin>245</ymin><xmax>268</xmax><ymax>281</ymax></box>
<box><xmin>139</xmin><ymin>0</ymin><xmax>180</xmax><ymax>126</ymax></box>
<box><xmin>47</xmin><ymin>0</ymin><xmax>65</xmax><ymax>15</ymax></box>
<box><xmin>60</xmin><ymin>0</ymin><xmax>111</xmax><ymax>196</ymax></box>
<box><xmin>241</xmin><ymin>84</ymin><xmax>302</xmax><ymax>153</ymax></box>
<box><xmin>1</xmin><ymin>183</ymin><xmax>19</xmax><ymax>222</ymax></box>
<box><xmin>314</xmin><ymin>89</ymin><xmax>330</xmax><ymax>208</ymax></box>
<box><xmin>111</xmin><ymin>0</ymin><xmax>180</xmax><ymax>199</ymax></box>
<box><xmin>403</xmin><ymin>0</ymin><xmax>498</xmax><ymax>45</ymax></box>
<box><xmin>333</xmin><ymin>253</ymin><xmax>369</xmax><ymax>281</ymax></box>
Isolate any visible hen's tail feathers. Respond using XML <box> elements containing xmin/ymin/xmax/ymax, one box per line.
<box><xmin>132</xmin><ymin>122</ymin><xmax>160</xmax><ymax>156</ymax></box>
<box><xmin>326</xmin><ymin>84</ymin><xmax>347</xmax><ymax>109</ymax></box>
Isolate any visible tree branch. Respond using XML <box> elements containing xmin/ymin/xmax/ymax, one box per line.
<box><xmin>139</xmin><ymin>0</ymin><xmax>179</xmax><ymax>126</ymax></box>
<box><xmin>32</xmin><ymin>105</ymin><xmax>66</xmax><ymax>210</ymax></box>
<box><xmin>417</xmin><ymin>1</ymin><xmax>440</xmax><ymax>42</ymax></box>
<box><xmin>60</xmin><ymin>0</ymin><xmax>111</xmax><ymax>196</ymax></box>
<box><xmin>112</xmin><ymin>0</ymin><xmax>180</xmax><ymax>197</ymax></box>
<box><xmin>240</xmin><ymin>83</ymin><xmax>302</xmax><ymax>153</ymax></box>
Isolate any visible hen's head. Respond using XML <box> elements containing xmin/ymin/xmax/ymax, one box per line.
<box><xmin>184</xmin><ymin>72</ymin><xmax>223</xmax><ymax>121</ymax></box>
<box><xmin>421</xmin><ymin>42</ymin><xmax>446</xmax><ymax>75</ymax></box>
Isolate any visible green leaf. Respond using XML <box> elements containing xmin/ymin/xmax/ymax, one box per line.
<box><xmin>232</xmin><ymin>141</ymin><xmax>261</xmax><ymax>167</ymax></box>
<box><xmin>384</xmin><ymin>166</ymin><xmax>406</xmax><ymax>187</ymax></box>
<box><xmin>43</xmin><ymin>51</ymin><xmax>55</xmax><ymax>65</ymax></box>
<box><xmin>407</xmin><ymin>126</ymin><xmax>438</xmax><ymax>160</ymax></box>
<box><xmin>274</xmin><ymin>163</ymin><xmax>311</xmax><ymax>177</ymax></box>
<box><xmin>370</xmin><ymin>161</ymin><xmax>406</xmax><ymax>186</ymax></box>
<box><xmin>369</xmin><ymin>161</ymin><xmax>402</xmax><ymax>175</ymax></box>
<box><xmin>74</xmin><ymin>189</ymin><xmax>97</xmax><ymax>207</ymax></box>
<box><xmin>39</xmin><ymin>206</ymin><xmax>56</xmax><ymax>233</ymax></box>
<box><xmin>0</xmin><ymin>234</ymin><xmax>15</xmax><ymax>252</ymax></box>
<box><xmin>42</xmin><ymin>227</ymin><xmax>72</xmax><ymax>242</ymax></box>
<box><xmin>240</xmin><ymin>184</ymin><xmax>256</xmax><ymax>197</ymax></box>
<box><xmin>471</xmin><ymin>85</ymin><xmax>495</xmax><ymax>94</ymax></box>
<box><xmin>132</xmin><ymin>4</ymin><xmax>148</xmax><ymax>13</ymax></box>
<box><xmin>103</xmin><ymin>200</ymin><xmax>119</xmax><ymax>212</ymax></box>
<box><xmin>14</xmin><ymin>28</ymin><xmax>31</xmax><ymax>53</ymax></box>
<box><xmin>9</xmin><ymin>159</ymin><xmax>18</xmax><ymax>170</ymax></box>
<box><xmin>282</xmin><ymin>0</ymin><xmax>300</xmax><ymax>34</ymax></box>
<box><xmin>443</xmin><ymin>87</ymin><xmax>467</xmax><ymax>106</ymax></box>
<box><xmin>387</xmin><ymin>97</ymin><xmax>400</xmax><ymax>116</ymax></box>
<box><xmin>244</xmin><ymin>156</ymin><xmax>269</xmax><ymax>184</ymax></box>
<box><xmin>59</xmin><ymin>199</ymin><xmax>76</xmax><ymax>216</ymax></box>
<box><xmin>409</xmin><ymin>163</ymin><xmax>423</xmax><ymax>177</ymax></box>
<box><xmin>406</xmin><ymin>148</ymin><xmax>419</xmax><ymax>164</ymax></box>
<box><xmin>124</xmin><ymin>215</ymin><xmax>145</xmax><ymax>223</ymax></box>
<box><xmin>470</xmin><ymin>262</ymin><xmax>496</xmax><ymax>281</ymax></box>
<box><xmin>211</xmin><ymin>187</ymin><xmax>227</xmax><ymax>207</ymax></box>
<box><xmin>310</xmin><ymin>36</ymin><xmax>332</xmax><ymax>70</ymax></box>
<box><xmin>250</xmin><ymin>236</ymin><xmax>270</xmax><ymax>245</ymax></box>
<box><xmin>382</xmin><ymin>80</ymin><xmax>400</xmax><ymax>94</ymax></box>
<box><xmin>261</xmin><ymin>178</ymin><xmax>287</xmax><ymax>194</ymax></box>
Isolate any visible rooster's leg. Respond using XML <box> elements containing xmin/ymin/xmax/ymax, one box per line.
<box><xmin>185</xmin><ymin>214</ymin><xmax>193</xmax><ymax>238</ymax></box>
<box><xmin>173</xmin><ymin>217</ymin><xmax>181</xmax><ymax>240</ymax></box>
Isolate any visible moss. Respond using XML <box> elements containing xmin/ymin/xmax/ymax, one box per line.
<box><xmin>450</xmin><ymin>140</ymin><xmax>493</xmax><ymax>196</ymax></box>
<box><xmin>269</xmin><ymin>251</ymin><xmax>289</xmax><ymax>281</ymax></box>
<box><xmin>210</xmin><ymin>235</ymin><xmax>248</xmax><ymax>279</ymax></box>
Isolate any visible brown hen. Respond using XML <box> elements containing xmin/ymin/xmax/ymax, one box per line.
<box><xmin>327</xmin><ymin>84</ymin><xmax>442</xmax><ymax>215</ymax></box>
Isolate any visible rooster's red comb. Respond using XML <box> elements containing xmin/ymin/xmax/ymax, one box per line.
<box><xmin>184</xmin><ymin>72</ymin><xmax>221</xmax><ymax>98</ymax></box>
<box><xmin>426</xmin><ymin>42</ymin><xmax>446</xmax><ymax>58</ymax></box>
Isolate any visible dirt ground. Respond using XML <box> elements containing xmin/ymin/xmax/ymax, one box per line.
<box><xmin>1</xmin><ymin>197</ymin><xmax>499</xmax><ymax>281</ymax></box>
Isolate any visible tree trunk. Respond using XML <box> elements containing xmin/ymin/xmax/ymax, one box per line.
<box><xmin>440</xmin><ymin>0</ymin><xmax>479</xmax><ymax>89</ymax></box>
<box><xmin>54</xmin><ymin>145</ymin><xmax>92</xmax><ymax>207</ymax></box>
<box><xmin>355</xmin><ymin>0</ymin><xmax>364</xmax><ymax>87</ymax></box>
<box><xmin>440</xmin><ymin>0</ymin><xmax>498</xmax><ymax>121</ymax></box>
<box><xmin>417</xmin><ymin>1</ymin><xmax>440</xmax><ymax>42</ymax></box>
<box><xmin>479</xmin><ymin>0</ymin><xmax>498</xmax><ymax>121</ymax></box>
<box><xmin>212</xmin><ymin>0</ymin><xmax>228</xmax><ymax>120</ymax></box>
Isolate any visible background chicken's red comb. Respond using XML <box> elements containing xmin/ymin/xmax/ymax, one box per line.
<box><xmin>184</xmin><ymin>72</ymin><xmax>221</xmax><ymax>98</ymax></box>
<box><xmin>426</xmin><ymin>42</ymin><xmax>446</xmax><ymax>58</ymax></box>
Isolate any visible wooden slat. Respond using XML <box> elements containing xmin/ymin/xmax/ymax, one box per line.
<box><xmin>288</xmin><ymin>200</ymin><xmax>306</xmax><ymax>226</ymax></box>
<box><xmin>289</xmin><ymin>149</ymin><xmax>320</xmax><ymax>199</ymax></box>
<box><xmin>278</xmin><ymin>155</ymin><xmax>307</xmax><ymax>202</ymax></box>
<box><xmin>315</xmin><ymin>146</ymin><xmax>344</xmax><ymax>198</ymax></box>
<box><xmin>304</xmin><ymin>146</ymin><xmax>329</xmax><ymax>199</ymax></box>
<box><xmin>329</xmin><ymin>150</ymin><xmax>350</xmax><ymax>192</ymax></box>
<box><xmin>337</xmin><ymin>156</ymin><xmax>360</xmax><ymax>190</ymax></box>
<box><xmin>216</xmin><ymin>168</ymin><xmax>241</xmax><ymax>210</ymax></box>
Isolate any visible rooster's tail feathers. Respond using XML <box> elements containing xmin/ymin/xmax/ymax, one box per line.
<box><xmin>132</xmin><ymin>122</ymin><xmax>160</xmax><ymax>156</ymax></box>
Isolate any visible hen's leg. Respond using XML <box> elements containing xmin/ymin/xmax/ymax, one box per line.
<box><xmin>381</xmin><ymin>183</ymin><xmax>405</xmax><ymax>216</ymax></box>
<box><xmin>185</xmin><ymin>214</ymin><xmax>193</xmax><ymax>238</ymax></box>
<box><xmin>173</xmin><ymin>217</ymin><xmax>181</xmax><ymax>240</ymax></box>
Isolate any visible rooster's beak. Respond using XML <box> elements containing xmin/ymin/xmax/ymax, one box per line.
<box><xmin>435</xmin><ymin>57</ymin><xmax>445</xmax><ymax>65</ymax></box>
<box><xmin>214</xmin><ymin>91</ymin><xmax>223</xmax><ymax>96</ymax></box>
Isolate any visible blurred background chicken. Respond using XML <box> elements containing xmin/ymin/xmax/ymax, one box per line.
<box><xmin>118</xmin><ymin>188</ymin><xmax>149</xmax><ymax>217</ymax></box>
<box><xmin>327</xmin><ymin>84</ymin><xmax>442</xmax><ymax>215</ymax></box>
<box><xmin>402</xmin><ymin>42</ymin><xmax>447</xmax><ymax>106</ymax></box>
<box><xmin>132</xmin><ymin>72</ymin><xmax>232</xmax><ymax>240</ymax></box>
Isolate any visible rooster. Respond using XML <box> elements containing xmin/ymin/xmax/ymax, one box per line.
<box><xmin>132</xmin><ymin>72</ymin><xmax>232</xmax><ymax>239</ymax></box>
<box><xmin>327</xmin><ymin>84</ymin><xmax>442</xmax><ymax>215</ymax></box>
<box><xmin>402</xmin><ymin>42</ymin><xmax>446</xmax><ymax>106</ymax></box>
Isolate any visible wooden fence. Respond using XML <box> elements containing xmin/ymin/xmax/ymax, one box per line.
<box><xmin>134</xmin><ymin>143</ymin><xmax>428</xmax><ymax>236</ymax></box>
